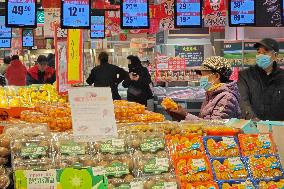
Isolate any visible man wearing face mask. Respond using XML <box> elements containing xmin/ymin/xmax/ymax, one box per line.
<box><xmin>238</xmin><ymin>38</ymin><xmax>284</xmax><ymax>121</ymax></box>
<box><xmin>26</xmin><ymin>55</ymin><xmax>56</xmax><ymax>85</ymax></box>
<box><xmin>167</xmin><ymin>56</ymin><xmax>241</xmax><ymax>121</ymax></box>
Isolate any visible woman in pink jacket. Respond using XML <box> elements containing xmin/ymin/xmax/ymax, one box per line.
<box><xmin>167</xmin><ymin>56</ymin><xmax>241</xmax><ymax>121</ymax></box>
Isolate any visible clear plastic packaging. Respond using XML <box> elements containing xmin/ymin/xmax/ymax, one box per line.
<box><xmin>108</xmin><ymin>177</ymin><xmax>144</xmax><ymax>189</ymax></box>
<box><xmin>95</xmin><ymin>138</ymin><xmax>127</xmax><ymax>155</ymax></box>
<box><xmin>211</xmin><ymin>157</ymin><xmax>248</xmax><ymax>180</ymax></box>
<box><xmin>133</xmin><ymin>152</ymin><xmax>171</xmax><ymax>177</ymax></box>
<box><xmin>54</xmin><ymin>134</ymin><xmax>92</xmax><ymax>168</ymax></box>
<box><xmin>204</xmin><ymin>136</ymin><xmax>240</xmax><ymax>158</ymax></box>
<box><xmin>219</xmin><ymin>180</ymin><xmax>256</xmax><ymax>189</ymax></box>
<box><xmin>166</xmin><ymin>134</ymin><xmax>205</xmax><ymax>158</ymax></box>
<box><xmin>238</xmin><ymin>134</ymin><xmax>276</xmax><ymax>156</ymax></box>
<box><xmin>11</xmin><ymin>135</ymin><xmax>53</xmax><ymax>170</ymax></box>
<box><xmin>183</xmin><ymin>181</ymin><xmax>218</xmax><ymax>189</ymax></box>
<box><xmin>246</xmin><ymin>155</ymin><xmax>283</xmax><ymax>179</ymax></box>
<box><xmin>174</xmin><ymin>156</ymin><xmax>213</xmax><ymax>183</ymax></box>
<box><xmin>178</xmin><ymin>121</ymin><xmax>204</xmax><ymax>136</ymax></box>
<box><xmin>143</xmin><ymin>174</ymin><xmax>178</xmax><ymax>189</ymax></box>
<box><xmin>4</xmin><ymin>123</ymin><xmax>49</xmax><ymax>138</ymax></box>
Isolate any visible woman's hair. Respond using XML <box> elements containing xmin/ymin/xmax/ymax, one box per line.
<box><xmin>3</xmin><ymin>56</ymin><xmax>11</xmax><ymax>65</ymax></box>
<box><xmin>127</xmin><ymin>55</ymin><xmax>141</xmax><ymax>66</ymax></box>
<box><xmin>98</xmin><ymin>52</ymin><xmax>109</xmax><ymax>64</ymax></box>
<box><xmin>212</xmin><ymin>70</ymin><xmax>231</xmax><ymax>83</ymax></box>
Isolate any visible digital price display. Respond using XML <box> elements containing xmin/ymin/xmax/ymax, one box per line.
<box><xmin>90</xmin><ymin>16</ymin><xmax>105</xmax><ymax>39</ymax></box>
<box><xmin>174</xmin><ymin>0</ymin><xmax>202</xmax><ymax>28</ymax></box>
<box><xmin>229</xmin><ymin>0</ymin><xmax>255</xmax><ymax>26</ymax></box>
<box><xmin>6</xmin><ymin>0</ymin><xmax>37</xmax><ymax>28</ymax></box>
<box><xmin>61</xmin><ymin>0</ymin><xmax>91</xmax><ymax>29</ymax></box>
<box><xmin>0</xmin><ymin>16</ymin><xmax>12</xmax><ymax>38</ymax></box>
<box><xmin>120</xmin><ymin>0</ymin><xmax>150</xmax><ymax>29</ymax></box>
<box><xmin>0</xmin><ymin>39</ymin><xmax>11</xmax><ymax>48</ymax></box>
<box><xmin>22</xmin><ymin>29</ymin><xmax>34</xmax><ymax>47</ymax></box>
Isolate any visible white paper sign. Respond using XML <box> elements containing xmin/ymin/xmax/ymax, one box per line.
<box><xmin>44</xmin><ymin>9</ymin><xmax>60</xmax><ymax>38</ymax></box>
<box><xmin>69</xmin><ymin>87</ymin><xmax>118</xmax><ymax>141</ymax></box>
<box><xmin>27</xmin><ymin>170</ymin><xmax>57</xmax><ymax>189</ymax></box>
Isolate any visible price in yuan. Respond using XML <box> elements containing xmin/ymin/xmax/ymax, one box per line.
<box><xmin>68</xmin><ymin>6</ymin><xmax>85</xmax><ymax>16</ymax></box>
<box><xmin>233</xmin><ymin>1</ymin><xmax>244</xmax><ymax>8</ymax></box>
<box><xmin>180</xmin><ymin>16</ymin><xmax>190</xmax><ymax>23</ymax></box>
<box><xmin>11</xmin><ymin>5</ymin><xmax>31</xmax><ymax>15</ymax></box>
<box><xmin>125</xmin><ymin>3</ymin><xmax>138</xmax><ymax>10</ymax></box>
<box><xmin>125</xmin><ymin>17</ymin><xmax>137</xmax><ymax>23</ymax></box>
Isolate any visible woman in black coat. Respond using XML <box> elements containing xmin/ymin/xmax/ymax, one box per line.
<box><xmin>122</xmin><ymin>56</ymin><xmax>153</xmax><ymax>106</ymax></box>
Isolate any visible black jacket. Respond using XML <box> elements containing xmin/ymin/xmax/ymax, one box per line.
<box><xmin>86</xmin><ymin>63</ymin><xmax>127</xmax><ymax>100</ymax></box>
<box><xmin>238</xmin><ymin>63</ymin><xmax>284</xmax><ymax>121</ymax></box>
<box><xmin>122</xmin><ymin>65</ymin><xmax>153</xmax><ymax>105</ymax></box>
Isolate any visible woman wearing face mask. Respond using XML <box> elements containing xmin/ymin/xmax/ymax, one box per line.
<box><xmin>167</xmin><ymin>56</ymin><xmax>241</xmax><ymax>121</ymax></box>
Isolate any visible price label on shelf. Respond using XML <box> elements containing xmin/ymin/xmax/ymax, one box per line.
<box><xmin>7</xmin><ymin>0</ymin><xmax>36</xmax><ymax>27</ymax></box>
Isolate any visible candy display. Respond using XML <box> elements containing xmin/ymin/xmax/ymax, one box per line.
<box><xmin>161</xmin><ymin>97</ymin><xmax>178</xmax><ymax>110</ymax></box>
<box><xmin>246</xmin><ymin>155</ymin><xmax>283</xmax><ymax>179</ymax></box>
<box><xmin>239</xmin><ymin>134</ymin><xmax>276</xmax><ymax>156</ymax></box>
<box><xmin>204</xmin><ymin>136</ymin><xmax>240</xmax><ymax>157</ymax></box>
<box><xmin>183</xmin><ymin>181</ymin><xmax>218</xmax><ymax>189</ymax></box>
<box><xmin>211</xmin><ymin>157</ymin><xmax>248</xmax><ymax>180</ymax></box>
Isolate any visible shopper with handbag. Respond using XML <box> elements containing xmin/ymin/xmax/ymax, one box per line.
<box><xmin>123</xmin><ymin>55</ymin><xmax>153</xmax><ymax>106</ymax></box>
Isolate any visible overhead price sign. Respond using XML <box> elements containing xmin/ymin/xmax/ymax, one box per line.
<box><xmin>229</xmin><ymin>0</ymin><xmax>255</xmax><ymax>26</ymax></box>
<box><xmin>0</xmin><ymin>39</ymin><xmax>11</xmax><ymax>48</ymax></box>
<box><xmin>0</xmin><ymin>16</ymin><xmax>12</xmax><ymax>38</ymax></box>
<box><xmin>61</xmin><ymin>0</ymin><xmax>91</xmax><ymax>29</ymax></box>
<box><xmin>90</xmin><ymin>16</ymin><xmax>105</xmax><ymax>39</ymax></box>
<box><xmin>121</xmin><ymin>0</ymin><xmax>150</xmax><ymax>29</ymax></box>
<box><xmin>6</xmin><ymin>0</ymin><xmax>37</xmax><ymax>28</ymax></box>
<box><xmin>174</xmin><ymin>0</ymin><xmax>202</xmax><ymax>28</ymax></box>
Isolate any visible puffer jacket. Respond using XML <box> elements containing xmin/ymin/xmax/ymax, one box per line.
<box><xmin>186</xmin><ymin>81</ymin><xmax>241</xmax><ymax>120</ymax></box>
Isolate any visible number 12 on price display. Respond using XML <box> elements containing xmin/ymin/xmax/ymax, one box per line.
<box><xmin>61</xmin><ymin>0</ymin><xmax>91</xmax><ymax>29</ymax></box>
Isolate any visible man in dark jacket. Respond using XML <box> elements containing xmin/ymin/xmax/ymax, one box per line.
<box><xmin>86</xmin><ymin>52</ymin><xmax>127</xmax><ymax>100</ymax></box>
<box><xmin>122</xmin><ymin>55</ymin><xmax>153</xmax><ymax>106</ymax></box>
<box><xmin>26</xmin><ymin>55</ymin><xmax>56</xmax><ymax>85</ymax></box>
<box><xmin>238</xmin><ymin>38</ymin><xmax>284</xmax><ymax>121</ymax></box>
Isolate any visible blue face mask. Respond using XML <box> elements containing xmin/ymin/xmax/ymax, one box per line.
<box><xmin>199</xmin><ymin>76</ymin><xmax>212</xmax><ymax>90</ymax></box>
<box><xmin>256</xmin><ymin>54</ymin><xmax>272</xmax><ymax>69</ymax></box>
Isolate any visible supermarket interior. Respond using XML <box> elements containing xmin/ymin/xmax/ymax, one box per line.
<box><xmin>0</xmin><ymin>0</ymin><xmax>284</xmax><ymax>189</ymax></box>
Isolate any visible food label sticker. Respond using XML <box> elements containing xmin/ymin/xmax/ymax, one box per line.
<box><xmin>60</xmin><ymin>142</ymin><xmax>86</xmax><ymax>156</ymax></box>
<box><xmin>130</xmin><ymin>181</ymin><xmax>144</xmax><ymax>189</ymax></box>
<box><xmin>101</xmin><ymin>140</ymin><xmax>125</xmax><ymax>154</ymax></box>
<box><xmin>21</xmin><ymin>143</ymin><xmax>48</xmax><ymax>159</ymax></box>
<box><xmin>144</xmin><ymin>158</ymin><xmax>169</xmax><ymax>174</ymax></box>
<box><xmin>105</xmin><ymin>162</ymin><xmax>129</xmax><ymax>178</ymax></box>
<box><xmin>156</xmin><ymin>158</ymin><xmax>169</xmax><ymax>168</ymax></box>
<box><xmin>222</xmin><ymin>137</ymin><xmax>237</xmax><ymax>149</ymax></box>
<box><xmin>164</xmin><ymin>182</ymin><xmax>178</xmax><ymax>189</ymax></box>
<box><xmin>192</xmin><ymin>159</ymin><xmax>206</xmax><ymax>172</ymax></box>
<box><xmin>228</xmin><ymin>157</ymin><xmax>244</xmax><ymax>170</ymax></box>
<box><xmin>140</xmin><ymin>138</ymin><xmax>165</xmax><ymax>153</ymax></box>
<box><xmin>26</xmin><ymin>169</ymin><xmax>57</xmax><ymax>188</ymax></box>
<box><xmin>112</xmin><ymin>139</ymin><xmax>125</xmax><ymax>147</ymax></box>
<box><xmin>115</xmin><ymin>184</ymin><xmax>131</xmax><ymax>189</ymax></box>
<box><xmin>258</xmin><ymin>134</ymin><xmax>271</xmax><ymax>149</ymax></box>
<box><xmin>92</xmin><ymin>166</ymin><xmax>106</xmax><ymax>176</ymax></box>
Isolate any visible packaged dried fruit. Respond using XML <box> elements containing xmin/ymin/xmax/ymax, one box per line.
<box><xmin>219</xmin><ymin>180</ymin><xmax>256</xmax><ymax>189</ymax></box>
<box><xmin>179</xmin><ymin>121</ymin><xmax>204</xmax><ymax>136</ymax></box>
<box><xmin>127</xmin><ymin>132</ymin><xmax>165</xmax><ymax>154</ymax></box>
<box><xmin>133</xmin><ymin>151</ymin><xmax>171</xmax><ymax>177</ymax></box>
<box><xmin>108</xmin><ymin>177</ymin><xmax>144</xmax><ymax>189</ymax></box>
<box><xmin>11</xmin><ymin>135</ymin><xmax>53</xmax><ymax>170</ymax></box>
<box><xmin>174</xmin><ymin>156</ymin><xmax>213</xmax><ymax>183</ymax></box>
<box><xmin>166</xmin><ymin>135</ymin><xmax>205</xmax><ymax>158</ymax></box>
<box><xmin>238</xmin><ymin>134</ymin><xmax>276</xmax><ymax>156</ymax></box>
<box><xmin>258</xmin><ymin>179</ymin><xmax>284</xmax><ymax>189</ymax></box>
<box><xmin>246</xmin><ymin>155</ymin><xmax>283</xmax><ymax>179</ymax></box>
<box><xmin>4</xmin><ymin>123</ymin><xmax>49</xmax><ymax>138</ymax></box>
<box><xmin>54</xmin><ymin>134</ymin><xmax>92</xmax><ymax>168</ymax></box>
<box><xmin>211</xmin><ymin>157</ymin><xmax>248</xmax><ymax>180</ymax></box>
<box><xmin>95</xmin><ymin>138</ymin><xmax>127</xmax><ymax>155</ymax></box>
<box><xmin>204</xmin><ymin>136</ymin><xmax>240</xmax><ymax>158</ymax></box>
<box><xmin>143</xmin><ymin>174</ymin><xmax>178</xmax><ymax>189</ymax></box>
<box><xmin>161</xmin><ymin>97</ymin><xmax>178</xmax><ymax>110</ymax></box>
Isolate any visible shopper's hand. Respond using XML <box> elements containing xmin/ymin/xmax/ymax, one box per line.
<box><xmin>166</xmin><ymin>105</ymin><xmax>187</xmax><ymax>121</ymax></box>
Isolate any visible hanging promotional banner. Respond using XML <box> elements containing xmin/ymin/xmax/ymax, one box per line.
<box><xmin>67</xmin><ymin>29</ymin><xmax>83</xmax><ymax>84</ymax></box>
<box><xmin>203</xmin><ymin>0</ymin><xmax>226</xmax><ymax>29</ymax></box>
<box><xmin>55</xmin><ymin>25</ymin><xmax>70</xmax><ymax>95</ymax></box>
<box><xmin>44</xmin><ymin>9</ymin><xmax>60</xmax><ymax>38</ymax></box>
